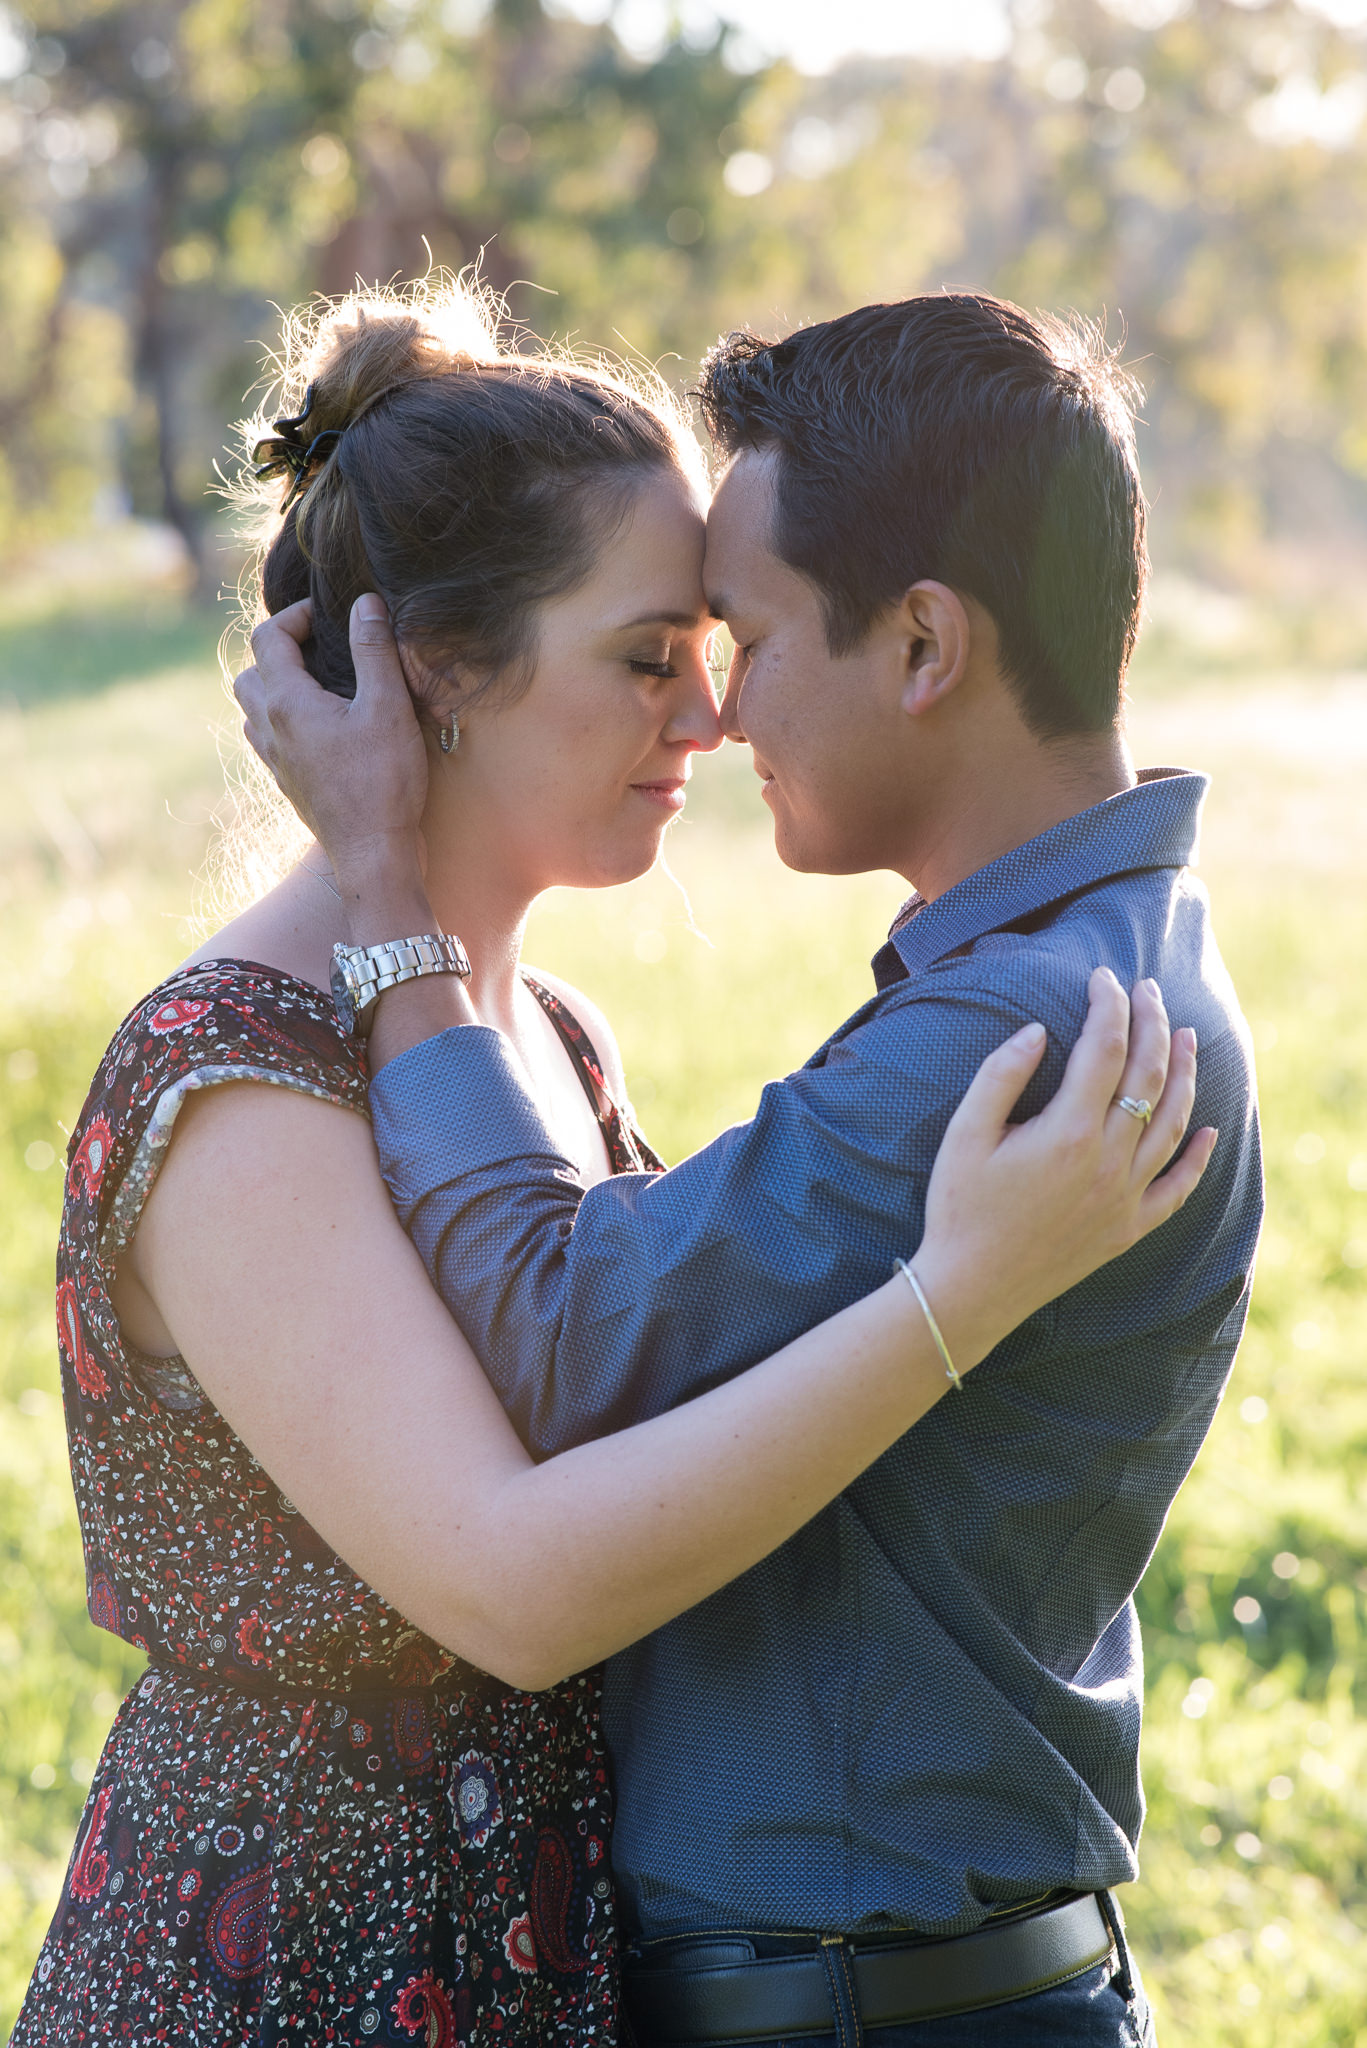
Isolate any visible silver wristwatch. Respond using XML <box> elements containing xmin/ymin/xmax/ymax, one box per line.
<box><xmin>330</xmin><ymin>931</ymin><xmax>471</xmax><ymax>1039</ymax></box>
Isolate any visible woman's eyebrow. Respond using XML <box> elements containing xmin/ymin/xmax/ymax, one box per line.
<box><xmin>611</xmin><ymin>609</ymin><xmax>708</xmax><ymax>631</ymax></box>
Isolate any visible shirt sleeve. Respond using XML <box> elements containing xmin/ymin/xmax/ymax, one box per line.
<box><xmin>369</xmin><ymin>980</ymin><xmax>1054</xmax><ymax>1457</ymax></box>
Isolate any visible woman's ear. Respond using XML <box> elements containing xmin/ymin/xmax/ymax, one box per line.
<box><xmin>898</xmin><ymin>581</ymin><xmax>972</xmax><ymax>719</ymax></box>
<box><xmin>398</xmin><ymin>643</ymin><xmax>469</xmax><ymax>746</ymax></box>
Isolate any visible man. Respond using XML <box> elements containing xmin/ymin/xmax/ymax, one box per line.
<box><xmin>240</xmin><ymin>294</ymin><xmax>1262</xmax><ymax>2044</ymax></box>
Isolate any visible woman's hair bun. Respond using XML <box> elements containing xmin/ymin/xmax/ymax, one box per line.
<box><xmin>240</xmin><ymin>269</ymin><xmax>700</xmax><ymax>706</ymax></box>
<box><xmin>242</xmin><ymin>278</ymin><xmax>502</xmax><ymax>515</ymax></box>
<box><xmin>298</xmin><ymin>286</ymin><xmax>499</xmax><ymax>442</ymax></box>
<box><xmin>223</xmin><ymin>269</ymin><xmax>699</xmax><ymax>908</ymax></box>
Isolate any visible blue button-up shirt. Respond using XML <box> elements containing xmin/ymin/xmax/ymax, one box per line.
<box><xmin>371</xmin><ymin>769</ymin><xmax>1263</xmax><ymax>1941</ymax></box>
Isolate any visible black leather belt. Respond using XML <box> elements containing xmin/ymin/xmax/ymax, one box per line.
<box><xmin>624</xmin><ymin>1893</ymin><xmax>1117</xmax><ymax>2042</ymax></box>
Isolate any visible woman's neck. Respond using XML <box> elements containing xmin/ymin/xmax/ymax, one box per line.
<box><xmin>419</xmin><ymin>855</ymin><xmax>533</xmax><ymax>1037</ymax></box>
<box><xmin>188</xmin><ymin>828</ymin><xmax>537</xmax><ymax>1042</ymax></box>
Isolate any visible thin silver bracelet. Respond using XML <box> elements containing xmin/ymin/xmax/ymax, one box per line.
<box><xmin>894</xmin><ymin>1259</ymin><xmax>964</xmax><ymax>1393</ymax></box>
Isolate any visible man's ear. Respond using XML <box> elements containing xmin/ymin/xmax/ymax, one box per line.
<box><xmin>896</xmin><ymin>581</ymin><xmax>972</xmax><ymax>719</ymax></box>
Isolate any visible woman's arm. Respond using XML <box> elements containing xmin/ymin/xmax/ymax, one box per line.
<box><xmin>128</xmin><ymin>971</ymin><xmax>1209</xmax><ymax>1691</ymax></box>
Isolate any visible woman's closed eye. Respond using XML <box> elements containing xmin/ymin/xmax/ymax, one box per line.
<box><xmin>628</xmin><ymin>656</ymin><xmax>678</xmax><ymax>679</ymax></box>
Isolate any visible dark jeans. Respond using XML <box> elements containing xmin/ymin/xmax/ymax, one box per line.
<box><xmin>626</xmin><ymin>1909</ymin><xmax>1156</xmax><ymax>2048</ymax></box>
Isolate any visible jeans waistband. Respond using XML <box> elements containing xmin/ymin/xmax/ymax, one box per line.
<box><xmin>624</xmin><ymin>1892</ymin><xmax>1122</xmax><ymax>2043</ymax></box>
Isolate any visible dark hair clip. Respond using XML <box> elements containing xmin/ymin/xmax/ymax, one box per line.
<box><xmin>272</xmin><ymin>382</ymin><xmax>321</xmax><ymax>442</ymax></box>
<box><xmin>250</xmin><ymin>382</ymin><xmax>344</xmax><ymax>509</ymax></box>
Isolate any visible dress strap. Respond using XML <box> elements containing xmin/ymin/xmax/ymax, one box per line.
<box><xmin>521</xmin><ymin>974</ymin><xmax>663</xmax><ymax>1176</ymax></box>
<box><xmin>522</xmin><ymin>974</ymin><xmax>615</xmax><ymax>1121</ymax></box>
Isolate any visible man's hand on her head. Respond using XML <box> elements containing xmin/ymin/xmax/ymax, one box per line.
<box><xmin>234</xmin><ymin>595</ymin><xmax>431</xmax><ymax>893</ymax></box>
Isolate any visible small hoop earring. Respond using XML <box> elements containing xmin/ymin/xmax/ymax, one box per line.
<box><xmin>438</xmin><ymin>712</ymin><xmax>460</xmax><ymax>755</ymax></box>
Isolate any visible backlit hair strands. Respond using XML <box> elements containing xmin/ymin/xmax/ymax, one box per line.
<box><xmin>700</xmin><ymin>292</ymin><xmax>1147</xmax><ymax>741</ymax></box>
<box><xmin>210</xmin><ymin>271</ymin><xmax>702</xmax><ymax>922</ymax></box>
<box><xmin>233</xmin><ymin>271</ymin><xmax>701</xmax><ymax>703</ymax></box>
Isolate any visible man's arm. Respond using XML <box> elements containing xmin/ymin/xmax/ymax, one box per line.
<box><xmin>233</xmin><ymin>599</ymin><xmax>1186</xmax><ymax>1459</ymax></box>
<box><xmin>372</xmin><ymin>980</ymin><xmax>1064</xmax><ymax>1457</ymax></box>
<box><xmin>231</xmin><ymin>600</ymin><xmax>1061</xmax><ymax>1451</ymax></box>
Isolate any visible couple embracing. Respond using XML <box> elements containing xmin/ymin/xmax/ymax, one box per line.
<box><xmin>17</xmin><ymin>280</ymin><xmax>1261</xmax><ymax>2048</ymax></box>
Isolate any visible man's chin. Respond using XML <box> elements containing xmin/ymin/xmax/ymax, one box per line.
<box><xmin>769</xmin><ymin>808</ymin><xmax>836</xmax><ymax>877</ymax></box>
<box><xmin>769</xmin><ymin>806</ymin><xmax>887</xmax><ymax>879</ymax></box>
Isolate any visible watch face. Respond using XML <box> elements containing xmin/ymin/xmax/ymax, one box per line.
<box><xmin>329</xmin><ymin>955</ymin><xmax>358</xmax><ymax>1036</ymax></box>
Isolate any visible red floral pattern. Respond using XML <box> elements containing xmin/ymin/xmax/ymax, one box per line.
<box><xmin>393</xmin><ymin>1969</ymin><xmax>455</xmax><ymax>2041</ymax></box>
<box><xmin>503</xmin><ymin>1915</ymin><xmax>539</xmax><ymax>1975</ymax></box>
<box><xmin>146</xmin><ymin>994</ymin><xmax>210</xmax><ymax>1033</ymax></box>
<box><xmin>56</xmin><ymin>1275</ymin><xmax>109</xmax><ymax>1402</ymax></box>
<box><xmin>67</xmin><ymin>1113</ymin><xmax>112</xmax><ymax>1199</ymax></box>
<box><xmin>14</xmin><ymin>959</ymin><xmax>649</xmax><ymax>2047</ymax></box>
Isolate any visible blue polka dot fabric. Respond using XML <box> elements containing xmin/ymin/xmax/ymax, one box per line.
<box><xmin>372</xmin><ymin>770</ymin><xmax>1263</xmax><ymax>1943</ymax></box>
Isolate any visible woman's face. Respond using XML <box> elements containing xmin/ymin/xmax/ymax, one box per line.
<box><xmin>428</xmin><ymin>471</ymin><xmax>722</xmax><ymax>898</ymax></box>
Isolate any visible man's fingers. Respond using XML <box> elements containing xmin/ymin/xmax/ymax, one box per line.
<box><xmin>240</xmin><ymin>706</ymin><xmax>275</xmax><ymax>769</ymax></box>
<box><xmin>249</xmin><ymin>598</ymin><xmax>312</xmax><ymax>657</ymax></box>
<box><xmin>349</xmin><ymin>594</ymin><xmax>413</xmax><ymax>719</ymax></box>
<box><xmin>233</xmin><ymin>664</ymin><xmax>265</xmax><ymax>722</ymax></box>
<box><xmin>945</xmin><ymin>1021</ymin><xmax>1049</xmax><ymax>1148</ymax></box>
<box><xmin>245</xmin><ymin>605</ymin><xmax>323</xmax><ymax>726</ymax></box>
<box><xmin>233</xmin><ymin>666</ymin><xmax>274</xmax><ymax>764</ymax></box>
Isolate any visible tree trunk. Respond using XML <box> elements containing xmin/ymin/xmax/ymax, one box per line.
<box><xmin>133</xmin><ymin>148</ymin><xmax>207</xmax><ymax>591</ymax></box>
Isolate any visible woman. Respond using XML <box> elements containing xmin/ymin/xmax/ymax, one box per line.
<box><xmin>15</xmin><ymin>282</ymin><xmax>1211</xmax><ymax>2047</ymax></box>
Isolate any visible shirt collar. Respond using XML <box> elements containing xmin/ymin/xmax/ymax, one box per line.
<box><xmin>872</xmin><ymin>768</ymin><xmax>1208</xmax><ymax>990</ymax></box>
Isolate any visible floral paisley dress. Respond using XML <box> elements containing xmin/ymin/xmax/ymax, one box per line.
<box><xmin>15</xmin><ymin>959</ymin><xmax>662</xmax><ymax>2048</ymax></box>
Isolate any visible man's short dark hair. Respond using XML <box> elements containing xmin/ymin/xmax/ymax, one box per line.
<box><xmin>698</xmin><ymin>293</ymin><xmax>1147</xmax><ymax>739</ymax></box>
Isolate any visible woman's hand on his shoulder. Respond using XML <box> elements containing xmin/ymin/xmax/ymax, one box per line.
<box><xmin>912</xmin><ymin>969</ymin><xmax>1215</xmax><ymax>1372</ymax></box>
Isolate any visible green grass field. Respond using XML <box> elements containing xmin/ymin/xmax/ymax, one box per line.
<box><xmin>2</xmin><ymin>586</ymin><xmax>1365</xmax><ymax>2042</ymax></box>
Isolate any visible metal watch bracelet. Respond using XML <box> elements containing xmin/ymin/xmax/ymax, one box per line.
<box><xmin>331</xmin><ymin>931</ymin><xmax>471</xmax><ymax>1039</ymax></box>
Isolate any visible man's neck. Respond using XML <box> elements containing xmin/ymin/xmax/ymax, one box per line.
<box><xmin>904</xmin><ymin>727</ymin><xmax>1136</xmax><ymax>904</ymax></box>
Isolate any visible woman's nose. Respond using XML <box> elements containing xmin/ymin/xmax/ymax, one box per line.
<box><xmin>665</xmin><ymin>656</ymin><xmax>725</xmax><ymax>753</ymax></box>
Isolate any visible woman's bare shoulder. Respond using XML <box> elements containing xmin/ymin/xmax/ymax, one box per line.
<box><xmin>175</xmin><ymin>871</ymin><xmax>336</xmax><ymax>993</ymax></box>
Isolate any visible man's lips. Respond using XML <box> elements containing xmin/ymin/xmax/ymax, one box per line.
<box><xmin>630</xmin><ymin>778</ymin><xmax>688</xmax><ymax>811</ymax></box>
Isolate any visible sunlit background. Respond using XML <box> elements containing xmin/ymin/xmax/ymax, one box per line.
<box><xmin>3</xmin><ymin>1</ymin><xmax>1366</xmax><ymax>2040</ymax></box>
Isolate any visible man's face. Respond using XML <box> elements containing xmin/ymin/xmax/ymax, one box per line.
<box><xmin>703</xmin><ymin>449</ymin><xmax>920</xmax><ymax>877</ymax></box>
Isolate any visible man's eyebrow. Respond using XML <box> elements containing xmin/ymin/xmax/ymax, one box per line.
<box><xmin>706</xmin><ymin>595</ymin><xmax>731</xmax><ymax>621</ymax></box>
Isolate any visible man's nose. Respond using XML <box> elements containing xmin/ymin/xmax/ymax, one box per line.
<box><xmin>718</xmin><ymin>654</ymin><xmax>748</xmax><ymax>745</ymax></box>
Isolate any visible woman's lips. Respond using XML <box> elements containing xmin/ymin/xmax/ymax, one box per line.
<box><xmin>631</xmin><ymin>779</ymin><xmax>688</xmax><ymax>812</ymax></box>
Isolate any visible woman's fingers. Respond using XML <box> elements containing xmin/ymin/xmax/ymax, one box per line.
<box><xmin>940</xmin><ymin>1021</ymin><xmax>1049</xmax><ymax>1152</ymax></box>
<box><xmin>1131</xmin><ymin>1026</ymin><xmax>1198</xmax><ymax>1183</ymax></box>
<box><xmin>1040</xmin><ymin>967</ymin><xmax>1131</xmax><ymax>1136</ymax></box>
<box><xmin>241</xmin><ymin>706</ymin><xmax>273</xmax><ymax>769</ymax></box>
<box><xmin>1136</xmin><ymin>1124</ymin><xmax>1218</xmax><ymax>1231</ymax></box>
<box><xmin>1105</xmin><ymin>978</ymin><xmax>1171</xmax><ymax>1147</ymax></box>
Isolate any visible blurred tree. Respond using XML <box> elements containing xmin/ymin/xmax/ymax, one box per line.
<box><xmin>991</xmin><ymin>0</ymin><xmax>1367</xmax><ymax>566</ymax></box>
<box><xmin>0</xmin><ymin>0</ymin><xmax>765</xmax><ymax>572</ymax></box>
<box><xmin>3</xmin><ymin>0</ymin><xmax>1367</xmax><ymax>590</ymax></box>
